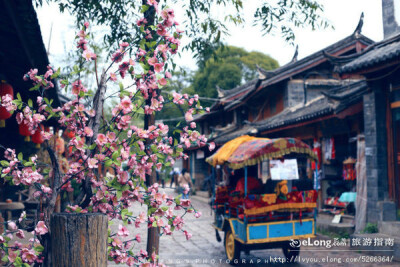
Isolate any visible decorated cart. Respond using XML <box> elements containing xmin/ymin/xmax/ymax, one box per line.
<box><xmin>206</xmin><ymin>136</ymin><xmax>318</xmax><ymax>263</ymax></box>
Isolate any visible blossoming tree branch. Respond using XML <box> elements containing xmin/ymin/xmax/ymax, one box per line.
<box><xmin>0</xmin><ymin>1</ymin><xmax>214</xmax><ymax>266</ymax></box>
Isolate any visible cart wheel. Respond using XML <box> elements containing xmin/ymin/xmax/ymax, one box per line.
<box><xmin>282</xmin><ymin>240</ymin><xmax>300</xmax><ymax>263</ymax></box>
<box><xmin>224</xmin><ymin>229</ymin><xmax>241</xmax><ymax>264</ymax></box>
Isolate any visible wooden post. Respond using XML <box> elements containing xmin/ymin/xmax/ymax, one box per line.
<box><xmin>50</xmin><ymin>213</ymin><xmax>108</xmax><ymax>267</ymax></box>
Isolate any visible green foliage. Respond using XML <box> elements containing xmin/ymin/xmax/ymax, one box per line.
<box><xmin>254</xmin><ymin>0</ymin><xmax>331</xmax><ymax>44</ymax></box>
<box><xmin>189</xmin><ymin>46</ymin><xmax>279</xmax><ymax>100</ymax></box>
<box><xmin>35</xmin><ymin>0</ymin><xmax>329</xmax><ymax>64</ymax></box>
<box><xmin>362</xmin><ymin>223</ymin><xmax>378</xmax><ymax>234</ymax></box>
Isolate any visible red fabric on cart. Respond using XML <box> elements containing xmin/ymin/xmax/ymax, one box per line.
<box><xmin>235</xmin><ymin>176</ymin><xmax>261</xmax><ymax>194</ymax></box>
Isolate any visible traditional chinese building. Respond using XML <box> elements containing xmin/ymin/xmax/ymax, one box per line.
<box><xmin>0</xmin><ymin>0</ymin><xmax>65</xmax><ymax>201</ymax></box>
<box><xmin>337</xmin><ymin>10</ymin><xmax>400</xmax><ymax>226</ymax></box>
<box><xmin>190</xmin><ymin>17</ymin><xmax>373</xmax><ymax>194</ymax></box>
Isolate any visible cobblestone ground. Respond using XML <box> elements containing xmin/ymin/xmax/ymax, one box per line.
<box><xmin>109</xmin><ymin>188</ymin><xmax>399</xmax><ymax>267</ymax></box>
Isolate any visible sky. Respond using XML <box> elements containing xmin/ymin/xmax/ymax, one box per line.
<box><xmin>35</xmin><ymin>0</ymin><xmax>384</xmax><ymax>71</ymax></box>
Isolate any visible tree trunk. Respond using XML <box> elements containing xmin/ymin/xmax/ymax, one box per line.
<box><xmin>49</xmin><ymin>213</ymin><xmax>108</xmax><ymax>267</ymax></box>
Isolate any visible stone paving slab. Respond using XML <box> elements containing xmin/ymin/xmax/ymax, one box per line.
<box><xmin>109</xmin><ymin>188</ymin><xmax>400</xmax><ymax>266</ymax></box>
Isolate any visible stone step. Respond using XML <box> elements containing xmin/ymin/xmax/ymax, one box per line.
<box><xmin>318</xmin><ymin>213</ymin><xmax>355</xmax><ymax>224</ymax></box>
<box><xmin>350</xmin><ymin>233</ymin><xmax>400</xmax><ymax>261</ymax></box>
<box><xmin>316</xmin><ymin>217</ymin><xmax>355</xmax><ymax>236</ymax></box>
<box><xmin>379</xmin><ymin>221</ymin><xmax>400</xmax><ymax>237</ymax></box>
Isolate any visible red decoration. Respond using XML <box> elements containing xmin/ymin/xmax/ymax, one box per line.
<box><xmin>32</xmin><ymin>125</ymin><xmax>45</xmax><ymax>148</ymax></box>
<box><xmin>343</xmin><ymin>158</ymin><xmax>356</xmax><ymax>180</ymax></box>
<box><xmin>0</xmin><ymin>81</ymin><xmax>14</xmax><ymax>127</ymax></box>
<box><xmin>19</xmin><ymin>121</ymin><xmax>32</xmax><ymax>142</ymax></box>
<box><xmin>64</xmin><ymin>129</ymin><xmax>75</xmax><ymax>139</ymax></box>
<box><xmin>311</xmin><ymin>139</ymin><xmax>321</xmax><ymax>170</ymax></box>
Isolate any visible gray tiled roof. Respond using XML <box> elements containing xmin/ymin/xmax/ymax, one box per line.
<box><xmin>206</xmin><ymin>80</ymin><xmax>368</xmax><ymax>145</ymax></box>
<box><xmin>210</xmin><ymin>125</ymin><xmax>257</xmax><ymax>145</ymax></box>
<box><xmin>340</xmin><ymin>34</ymin><xmax>400</xmax><ymax>73</ymax></box>
<box><xmin>252</xmin><ymin>80</ymin><xmax>368</xmax><ymax>133</ymax></box>
<box><xmin>224</xmin><ymin>34</ymin><xmax>373</xmax><ymax>111</ymax></box>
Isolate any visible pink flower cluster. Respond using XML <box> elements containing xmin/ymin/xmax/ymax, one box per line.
<box><xmin>0</xmin><ymin>94</ymin><xmax>16</xmax><ymax>112</ymax></box>
<box><xmin>23</xmin><ymin>66</ymin><xmax>55</xmax><ymax>89</ymax></box>
<box><xmin>0</xmin><ymin>3</ymin><xmax>216</xmax><ymax>266</ymax></box>
<box><xmin>77</xmin><ymin>22</ymin><xmax>96</xmax><ymax>61</ymax></box>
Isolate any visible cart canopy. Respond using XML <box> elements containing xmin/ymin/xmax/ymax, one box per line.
<box><xmin>207</xmin><ymin>135</ymin><xmax>262</xmax><ymax>167</ymax></box>
<box><xmin>207</xmin><ymin>136</ymin><xmax>316</xmax><ymax>169</ymax></box>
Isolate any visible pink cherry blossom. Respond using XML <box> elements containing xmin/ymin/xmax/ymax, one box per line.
<box><xmin>84</xmin><ymin>127</ymin><xmax>93</xmax><ymax>137</ymax></box>
<box><xmin>185</xmin><ymin>110</ymin><xmax>193</xmax><ymax>122</ymax></box>
<box><xmin>88</xmin><ymin>158</ymin><xmax>98</xmax><ymax>168</ymax></box>
<box><xmin>209</xmin><ymin>142</ymin><xmax>215</xmax><ymax>151</ymax></box>
<box><xmin>96</xmin><ymin>133</ymin><xmax>107</xmax><ymax>146</ymax></box>
<box><xmin>154</xmin><ymin>63</ymin><xmax>164</xmax><ymax>73</ymax></box>
<box><xmin>117</xmin><ymin>225</ymin><xmax>129</xmax><ymax>237</ymax></box>
<box><xmin>35</xmin><ymin>221</ymin><xmax>48</xmax><ymax>235</ymax></box>
<box><xmin>8</xmin><ymin>221</ymin><xmax>17</xmax><ymax>231</ymax></box>
<box><xmin>110</xmin><ymin>72</ymin><xmax>117</xmax><ymax>81</ymax></box>
<box><xmin>82</xmin><ymin>50</ymin><xmax>96</xmax><ymax>61</ymax></box>
<box><xmin>16</xmin><ymin>230</ymin><xmax>25</xmax><ymax>239</ymax></box>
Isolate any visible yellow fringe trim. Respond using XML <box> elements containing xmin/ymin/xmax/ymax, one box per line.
<box><xmin>244</xmin><ymin>202</ymin><xmax>317</xmax><ymax>215</ymax></box>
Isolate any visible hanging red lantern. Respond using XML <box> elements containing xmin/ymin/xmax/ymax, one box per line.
<box><xmin>19</xmin><ymin>121</ymin><xmax>32</xmax><ymax>142</ymax></box>
<box><xmin>0</xmin><ymin>81</ymin><xmax>14</xmax><ymax>128</ymax></box>
<box><xmin>64</xmin><ymin>129</ymin><xmax>75</xmax><ymax>139</ymax></box>
<box><xmin>32</xmin><ymin>125</ymin><xmax>45</xmax><ymax>148</ymax></box>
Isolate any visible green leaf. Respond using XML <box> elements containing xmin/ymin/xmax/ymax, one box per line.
<box><xmin>112</xmin><ymin>151</ymin><xmax>119</xmax><ymax>160</ymax></box>
<box><xmin>27</xmin><ymin>99</ymin><xmax>33</xmax><ymax>107</ymax></box>
<box><xmin>51</xmin><ymin>68</ymin><xmax>61</xmax><ymax>79</ymax></box>
<box><xmin>34</xmin><ymin>245</ymin><xmax>44</xmax><ymax>252</ymax></box>
<box><xmin>152</xmin><ymin>221</ymin><xmax>158</xmax><ymax>227</ymax></box>
<box><xmin>104</xmin><ymin>159</ymin><xmax>113</xmax><ymax>167</ymax></box>
<box><xmin>0</xmin><ymin>161</ymin><xmax>9</xmax><ymax>167</ymax></box>
<box><xmin>89</xmin><ymin>143</ymin><xmax>96</xmax><ymax>150</ymax></box>
<box><xmin>136</xmin><ymin>107</ymin><xmax>144</xmax><ymax>114</ymax></box>
<box><xmin>141</xmin><ymin>4</ymin><xmax>149</xmax><ymax>13</ymax></box>
<box><xmin>150</xmin><ymin>144</ymin><xmax>158</xmax><ymax>153</ymax></box>
<box><xmin>1</xmin><ymin>255</ymin><xmax>8</xmax><ymax>263</ymax></box>
<box><xmin>149</xmin><ymin>41</ymin><xmax>157</xmax><ymax>48</ymax></box>
<box><xmin>14</xmin><ymin>257</ymin><xmax>22</xmax><ymax>267</ymax></box>
<box><xmin>23</xmin><ymin>162</ymin><xmax>33</xmax><ymax>167</ymax></box>
<box><xmin>121</xmin><ymin>208</ymin><xmax>128</xmax><ymax>220</ymax></box>
<box><xmin>17</xmin><ymin>93</ymin><xmax>22</xmax><ymax>101</ymax></box>
<box><xmin>18</xmin><ymin>152</ymin><xmax>23</xmax><ymax>161</ymax></box>
<box><xmin>116</xmin><ymin>190</ymin><xmax>122</xmax><ymax>199</ymax></box>
<box><xmin>147</xmin><ymin>207</ymin><xmax>157</xmax><ymax>216</ymax></box>
<box><xmin>29</xmin><ymin>84</ymin><xmax>40</xmax><ymax>91</ymax></box>
<box><xmin>175</xmin><ymin>195</ymin><xmax>181</xmax><ymax>205</ymax></box>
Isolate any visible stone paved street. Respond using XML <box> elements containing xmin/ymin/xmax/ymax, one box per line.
<box><xmin>110</xmin><ymin>188</ymin><xmax>400</xmax><ymax>266</ymax></box>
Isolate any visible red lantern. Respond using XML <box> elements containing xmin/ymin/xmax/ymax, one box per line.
<box><xmin>0</xmin><ymin>81</ymin><xmax>14</xmax><ymax>128</ymax></box>
<box><xmin>19</xmin><ymin>121</ymin><xmax>32</xmax><ymax>142</ymax></box>
<box><xmin>32</xmin><ymin>125</ymin><xmax>45</xmax><ymax>148</ymax></box>
<box><xmin>64</xmin><ymin>129</ymin><xmax>75</xmax><ymax>139</ymax></box>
